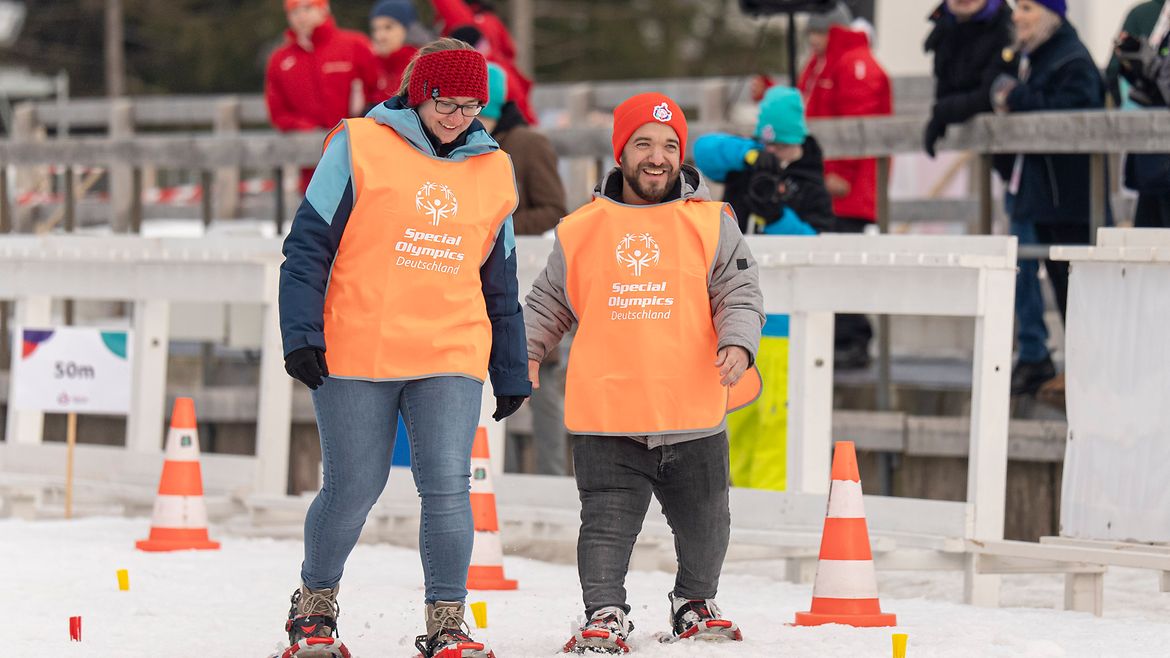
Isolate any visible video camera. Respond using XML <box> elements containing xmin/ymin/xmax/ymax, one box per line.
<box><xmin>738</xmin><ymin>0</ymin><xmax>837</xmax><ymax>16</ymax></box>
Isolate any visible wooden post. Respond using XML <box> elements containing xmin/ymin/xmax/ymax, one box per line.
<box><xmin>1089</xmin><ymin>153</ymin><xmax>1107</xmax><ymax>242</ymax></box>
<box><xmin>698</xmin><ymin>79</ymin><xmax>728</xmax><ymax>127</ymax></box>
<box><xmin>11</xmin><ymin>104</ymin><xmax>37</xmax><ymax>234</ymax></box>
<box><xmin>977</xmin><ymin>154</ymin><xmax>994</xmax><ymax>236</ymax></box>
<box><xmin>875</xmin><ymin>157</ymin><xmax>892</xmax><ymax>413</ymax></box>
<box><xmin>200</xmin><ymin>170</ymin><xmax>213</xmax><ymax>228</ymax></box>
<box><xmin>105</xmin><ymin>0</ymin><xmax>126</xmax><ymax>98</ymax></box>
<box><xmin>213</xmin><ymin>97</ymin><xmax>242</xmax><ymax>221</ymax></box>
<box><xmin>566</xmin><ymin>85</ymin><xmax>596</xmax><ymax>210</ymax></box>
<box><xmin>510</xmin><ymin>0</ymin><xmax>535</xmax><ymax>78</ymax></box>
<box><xmin>65</xmin><ymin>412</ymin><xmax>78</xmax><ymax>519</ymax></box>
<box><xmin>109</xmin><ymin>99</ymin><xmax>135</xmax><ymax>233</ymax></box>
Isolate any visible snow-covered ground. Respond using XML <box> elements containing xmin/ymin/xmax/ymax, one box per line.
<box><xmin>7</xmin><ymin>517</ymin><xmax>1169</xmax><ymax>657</ymax></box>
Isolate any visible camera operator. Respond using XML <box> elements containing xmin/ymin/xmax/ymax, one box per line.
<box><xmin>1112</xmin><ymin>2</ymin><xmax>1170</xmax><ymax>228</ymax></box>
<box><xmin>694</xmin><ymin>86</ymin><xmax>831</xmax><ymax>236</ymax></box>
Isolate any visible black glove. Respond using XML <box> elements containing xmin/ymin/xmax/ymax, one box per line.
<box><xmin>491</xmin><ymin>395</ymin><xmax>526</xmax><ymax>421</ymax></box>
<box><xmin>923</xmin><ymin>118</ymin><xmax>946</xmax><ymax>159</ymax></box>
<box><xmin>285</xmin><ymin>347</ymin><xmax>328</xmax><ymax>390</ymax></box>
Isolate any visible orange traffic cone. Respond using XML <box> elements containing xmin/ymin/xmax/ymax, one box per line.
<box><xmin>794</xmin><ymin>441</ymin><xmax>895</xmax><ymax>627</ymax></box>
<box><xmin>467</xmin><ymin>427</ymin><xmax>517</xmax><ymax>590</ymax></box>
<box><xmin>136</xmin><ymin>398</ymin><xmax>220</xmax><ymax>552</ymax></box>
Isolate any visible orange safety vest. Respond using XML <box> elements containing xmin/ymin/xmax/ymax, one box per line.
<box><xmin>559</xmin><ymin>197</ymin><xmax>762</xmax><ymax>435</ymax></box>
<box><xmin>322</xmin><ymin>119</ymin><xmax>517</xmax><ymax>381</ymax></box>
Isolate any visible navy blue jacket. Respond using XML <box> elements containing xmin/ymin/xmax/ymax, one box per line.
<box><xmin>278</xmin><ymin>96</ymin><xmax>532</xmax><ymax>397</ymax></box>
<box><xmin>1006</xmin><ymin>22</ymin><xmax>1106</xmax><ymax>225</ymax></box>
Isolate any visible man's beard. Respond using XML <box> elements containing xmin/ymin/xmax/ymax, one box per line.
<box><xmin>621</xmin><ymin>162</ymin><xmax>680</xmax><ymax>204</ymax></box>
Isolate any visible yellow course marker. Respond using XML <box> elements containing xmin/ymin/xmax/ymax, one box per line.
<box><xmin>470</xmin><ymin>601</ymin><xmax>488</xmax><ymax>629</ymax></box>
<box><xmin>892</xmin><ymin>633</ymin><xmax>908</xmax><ymax>658</ymax></box>
<box><xmin>116</xmin><ymin>569</ymin><xmax>130</xmax><ymax>591</ymax></box>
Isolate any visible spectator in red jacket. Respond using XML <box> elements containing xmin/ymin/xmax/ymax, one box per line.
<box><xmin>431</xmin><ymin>0</ymin><xmax>538</xmax><ymax>124</ymax></box>
<box><xmin>369</xmin><ymin>0</ymin><xmax>420</xmax><ymax>99</ymax></box>
<box><xmin>797</xmin><ymin>3</ymin><xmax>892</xmax><ymax>226</ymax></box>
<box><xmin>266</xmin><ymin>0</ymin><xmax>382</xmax><ymax>189</ymax></box>
<box><xmin>796</xmin><ymin>3</ymin><xmax>890</xmax><ymax>369</ymax></box>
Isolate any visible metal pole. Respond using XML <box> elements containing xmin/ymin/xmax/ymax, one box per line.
<box><xmin>275</xmin><ymin>168</ymin><xmax>286</xmax><ymax>235</ymax></box>
<box><xmin>787</xmin><ymin>12</ymin><xmax>799</xmax><ymax>87</ymax></box>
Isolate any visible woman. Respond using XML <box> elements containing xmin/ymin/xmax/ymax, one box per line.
<box><xmin>278</xmin><ymin>38</ymin><xmax>529</xmax><ymax>658</ymax></box>
<box><xmin>991</xmin><ymin>0</ymin><xmax>1106</xmax><ymax>396</ymax></box>
<box><xmin>922</xmin><ymin>0</ymin><xmax>1014</xmax><ymax>160</ymax></box>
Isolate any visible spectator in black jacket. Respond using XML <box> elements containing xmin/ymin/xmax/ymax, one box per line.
<box><xmin>991</xmin><ymin>0</ymin><xmax>1106</xmax><ymax>395</ymax></box>
<box><xmin>923</xmin><ymin>0</ymin><xmax>1015</xmax><ymax>168</ymax></box>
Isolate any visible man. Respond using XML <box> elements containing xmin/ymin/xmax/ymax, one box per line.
<box><xmin>265</xmin><ymin>0</ymin><xmax>382</xmax><ymax>190</ymax></box>
<box><xmin>798</xmin><ymin>2</ymin><xmax>890</xmax><ymax>369</ymax></box>
<box><xmin>478</xmin><ymin>64</ymin><xmax>571</xmax><ymax>476</ymax></box>
<box><xmin>525</xmin><ymin>93</ymin><xmax>764</xmax><ymax>653</ymax></box>
<box><xmin>369</xmin><ymin>0</ymin><xmax>420</xmax><ymax>97</ymax></box>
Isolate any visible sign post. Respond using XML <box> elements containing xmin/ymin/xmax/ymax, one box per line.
<box><xmin>10</xmin><ymin>326</ymin><xmax>133</xmax><ymax>518</ymax></box>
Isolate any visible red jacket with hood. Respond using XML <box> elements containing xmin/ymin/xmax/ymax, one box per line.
<box><xmin>265</xmin><ymin>16</ymin><xmax>382</xmax><ymax>132</ymax></box>
<box><xmin>430</xmin><ymin>0</ymin><xmax>538</xmax><ymax>124</ymax></box>
<box><xmin>797</xmin><ymin>25</ymin><xmax>892</xmax><ymax>222</ymax></box>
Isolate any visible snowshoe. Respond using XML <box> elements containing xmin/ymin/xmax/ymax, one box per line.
<box><xmin>657</xmin><ymin>593</ymin><xmax>742</xmax><ymax>644</ymax></box>
<box><xmin>563</xmin><ymin>606</ymin><xmax>632</xmax><ymax>654</ymax></box>
<box><xmin>273</xmin><ymin>585</ymin><xmax>351</xmax><ymax>658</ymax></box>
<box><xmin>413</xmin><ymin>601</ymin><xmax>495</xmax><ymax>658</ymax></box>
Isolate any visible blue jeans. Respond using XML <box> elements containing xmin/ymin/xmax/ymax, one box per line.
<box><xmin>1010</xmin><ymin>218</ymin><xmax>1050</xmax><ymax>364</ymax></box>
<box><xmin>301</xmin><ymin>376</ymin><xmax>482</xmax><ymax>603</ymax></box>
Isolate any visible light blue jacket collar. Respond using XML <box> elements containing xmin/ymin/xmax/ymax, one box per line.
<box><xmin>366</xmin><ymin>98</ymin><xmax>500</xmax><ymax>161</ymax></box>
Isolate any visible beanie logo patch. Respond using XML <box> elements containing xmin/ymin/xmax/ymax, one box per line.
<box><xmin>652</xmin><ymin>103</ymin><xmax>673</xmax><ymax>123</ymax></box>
<box><xmin>761</xmin><ymin>125</ymin><xmax>776</xmax><ymax>143</ymax></box>
<box><xmin>415</xmin><ymin>181</ymin><xmax>459</xmax><ymax>226</ymax></box>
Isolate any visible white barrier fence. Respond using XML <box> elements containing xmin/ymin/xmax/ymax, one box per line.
<box><xmin>2</xmin><ymin>233</ymin><xmax>1167</xmax><ymax>612</ymax></box>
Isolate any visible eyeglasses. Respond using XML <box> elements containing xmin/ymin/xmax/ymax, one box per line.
<box><xmin>433</xmin><ymin>99</ymin><xmax>485</xmax><ymax>117</ymax></box>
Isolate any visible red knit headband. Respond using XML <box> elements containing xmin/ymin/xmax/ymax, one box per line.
<box><xmin>407</xmin><ymin>49</ymin><xmax>489</xmax><ymax>108</ymax></box>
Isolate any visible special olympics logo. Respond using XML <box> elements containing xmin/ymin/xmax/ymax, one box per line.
<box><xmin>616</xmin><ymin>233</ymin><xmax>660</xmax><ymax>276</ymax></box>
<box><xmin>415</xmin><ymin>181</ymin><xmax>458</xmax><ymax>226</ymax></box>
<box><xmin>652</xmin><ymin>103</ymin><xmax>673</xmax><ymax>123</ymax></box>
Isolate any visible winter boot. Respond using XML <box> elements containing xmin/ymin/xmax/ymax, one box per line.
<box><xmin>664</xmin><ymin>593</ymin><xmax>742</xmax><ymax>643</ymax></box>
<box><xmin>280</xmin><ymin>584</ymin><xmax>350</xmax><ymax>658</ymax></box>
<box><xmin>413</xmin><ymin>601</ymin><xmax>494</xmax><ymax>658</ymax></box>
<box><xmin>563</xmin><ymin>606</ymin><xmax>633</xmax><ymax>654</ymax></box>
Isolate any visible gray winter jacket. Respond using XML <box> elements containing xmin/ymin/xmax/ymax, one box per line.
<box><xmin>524</xmin><ymin>164</ymin><xmax>765</xmax><ymax>448</ymax></box>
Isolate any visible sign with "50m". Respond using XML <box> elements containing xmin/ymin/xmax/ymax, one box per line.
<box><xmin>10</xmin><ymin>327</ymin><xmax>133</xmax><ymax>415</ymax></box>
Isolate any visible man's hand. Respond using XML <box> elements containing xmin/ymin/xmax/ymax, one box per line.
<box><xmin>492</xmin><ymin>395</ymin><xmax>527</xmax><ymax>422</ymax></box>
<box><xmin>284</xmin><ymin>347</ymin><xmax>328</xmax><ymax>390</ymax></box>
<box><xmin>528</xmin><ymin>359</ymin><xmax>541</xmax><ymax>389</ymax></box>
<box><xmin>715</xmin><ymin>346</ymin><xmax>751</xmax><ymax>387</ymax></box>
<box><xmin>825</xmin><ymin>173</ymin><xmax>851</xmax><ymax>198</ymax></box>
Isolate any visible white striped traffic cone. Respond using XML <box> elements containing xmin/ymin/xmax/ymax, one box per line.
<box><xmin>467</xmin><ymin>427</ymin><xmax>517</xmax><ymax>590</ymax></box>
<box><xmin>794</xmin><ymin>441</ymin><xmax>895</xmax><ymax>627</ymax></box>
<box><xmin>135</xmin><ymin>398</ymin><xmax>220</xmax><ymax>552</ymax></box>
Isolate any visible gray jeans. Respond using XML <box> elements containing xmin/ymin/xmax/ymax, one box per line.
<box><xmin>573</xmin><ymin>432</ymin><xmax>731</xmax><ymax>616</ymax></box>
